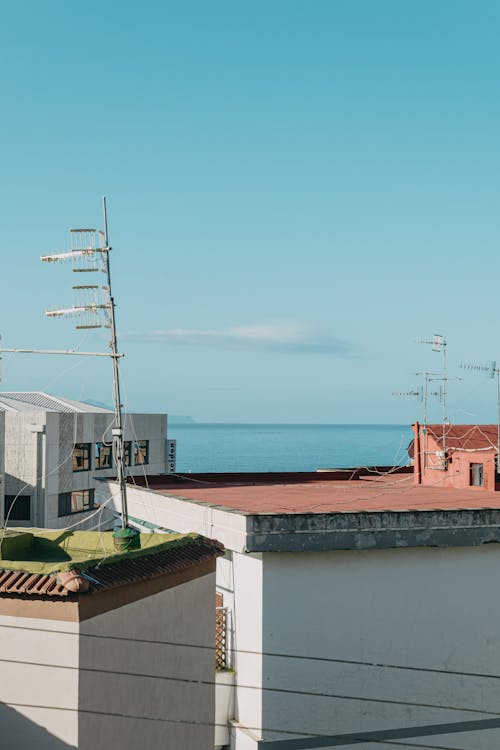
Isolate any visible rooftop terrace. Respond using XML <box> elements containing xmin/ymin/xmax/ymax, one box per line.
<box><xmin>127</xmin><ymin>468</ymin><xmax>500</xmax><ymax>515</ymax></box>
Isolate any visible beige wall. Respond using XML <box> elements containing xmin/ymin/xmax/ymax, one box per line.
<box><xmin>78</xmin><ymin>570</ymin><xmax>217</xmax><ymax>750</ymax></box>
<box><xmin>0</xmin><ymin>614</ymin><xmax>79</xmax><ymax>748</ymax></box>
<box><xmin>0</xmin><ymin>569</ymin><xmax>217</xmax><ymax>750</ymax></box>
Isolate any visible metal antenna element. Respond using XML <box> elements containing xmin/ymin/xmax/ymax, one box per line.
<box><xmin>0</xmin><ymin>199</ymin><xmax>130</xmax><ymax>530</ymax></box>
<box><xmin>417</xmin><ymin>335</ymin><xmax>448</xmax><ymax>459</ymax></box>
<box><xmin>392</xmin><ymin>389</ymin><xmax>424</xmax><ymax>401</ymax></box>
<box><xmin>461</xmin><ymin>360</ymin><xmax>500</xmax><ymax>472</ymax></box>
<box><xmin>393</xmin><ymin>375</ymin><xmax>441</xmax><ymax>472</ymax></box>
<box><xmin>414</xmin><ymin>371</ymin><xmax>443</xmax><ymax>427</ymax></box>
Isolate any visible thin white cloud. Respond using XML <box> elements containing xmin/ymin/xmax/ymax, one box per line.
<box><xmin>122</xmin><ymin>324</ymin><xmax>351</xmax><ymax>355</ymax></box>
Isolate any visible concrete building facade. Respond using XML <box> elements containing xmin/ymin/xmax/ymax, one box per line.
<box><xmin>98</xmin><ymin>470</ymin><xmax>500</xmax><ymax>750</ymax></box>
<box><xmin>0</xmin><ymin>392</ymin><xmax>173</xmax><ymax>530</ymax></box>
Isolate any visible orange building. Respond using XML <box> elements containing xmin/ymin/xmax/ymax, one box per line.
<box><xmin>412</xmin><ymin>422</ymin><xmax>499</xmax><ymax>490</ymax></box>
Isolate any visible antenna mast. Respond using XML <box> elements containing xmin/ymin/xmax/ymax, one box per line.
<box><xmin>3</xmin><ymin>198</ymin><xmax>132</xmax><ymax>532</ymax></box>
<box><xmin>101</xmin><ymin>197</ymin><xmax>129</xmax><ymax>529</ymax></box>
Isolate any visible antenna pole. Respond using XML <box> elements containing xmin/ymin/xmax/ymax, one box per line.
<box><xmin>102</xmin><ymin>197</ymin><xmax>129</xmax><ymax>529</ymax></box>
<box><xmin>442</xmin><ymin>340</ymin><xmax>447</xmax><ymax>457</ymax></box>
<box><xmin>497</xmin><ymin>370</ymin><xmax>500</xmax><ymax>474</ymax></box>
<box><xmin>423</xmin><ymin>373</ymin><xmax>429</xmax><ymax>427</ymax></box>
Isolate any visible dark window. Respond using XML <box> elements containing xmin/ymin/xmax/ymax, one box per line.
<box><xmin>134</xmin><ymin>440</ymin><xmax>149</xmax><ymax>466</ymax></box>
<box><xmin>470</xmin><ymin>463</ymin><xmax>484</xmax><ymax>487</ymax></box>
<box><xmin>58</xmin><ymin>489</ymin><xmax>95</xmax><ymax>517</ymax></box>
<box><xmin>95</xmin><ymin>442</ymin><xmax>113</xmax><ymax>470</ymax></box>
<box><xmin>72</xmin><ymin>443</ymin><xmax>91</xmax><ymax>472</ymax></box>
<box><xmin>124</xmin><ymin>441</ymin><xmax>132</xmax><ymax>466</ymax></box>
<box><xmin>5</xmin><ymin>495</ymin><xmax>31</xmax><ymax>522</ymax></box>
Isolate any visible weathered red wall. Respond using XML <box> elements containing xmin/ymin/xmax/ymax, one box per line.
<box><xmin>413</xmin><ymin>424</ymin><xmax>496</xmax><ymax>491</ymax></box>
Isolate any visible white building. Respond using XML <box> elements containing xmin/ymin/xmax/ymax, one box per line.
<box><xmin>0</xmin><ymin>409</ymin><xmax>4</xmax><ymax>520</ymax></box>
<box><xmin>0</xmin><ymin>527</ymin><xmax>222</xmax><ymax>749</ymax></box>
<box><xmin>98</xmin><ymin>470</ymin><xmax>500</xmax><ymax>750</ymax></box>
<box><xmin>0</xmin><ymin>392</ymin><xmax>174</xmax><ymax>530</ymax></box>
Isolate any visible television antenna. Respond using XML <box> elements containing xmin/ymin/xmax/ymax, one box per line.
<box><xmin>413</xmin><ymin>371</ymin><xmax>442</xmax><ymax>426</ymax></box>
<box><xmin>0</xmin><ymin>198</ymin><xmax>132</xmax><ymax>537</ymax></box>
<box><xmin>461</xmin><ymin>360</ymin><xmax>500</xmax><ymax>471</ymax></box>
<box><xmin>417</xmin><ymin>335</ymin><xmax>448</xmax><ymax>457</ymax></box>
<box><xmin>393</xmin><ymin>374</ymin><xmax>441</xmax><ymax>470</ymax></box>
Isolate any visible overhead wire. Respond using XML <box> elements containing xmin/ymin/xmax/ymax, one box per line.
<box><xmin>0</xmin><ymin>699</ymin><xmax>471</xmax><ymax>750</ymax></box>
<box><xmin>1</xmin><ymin>653</ymin><xmax>499</xmax><ymax>723</ymax></box>
<box><xmin>3</xmin><ymin>619</ymin><xmax>500</xmax><ymax>694</ymax></box>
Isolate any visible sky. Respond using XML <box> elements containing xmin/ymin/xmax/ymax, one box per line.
<box><xmin>0</xmin><ymin>1</ymin><xmax>499</xmax><ymax>423</ymax></box>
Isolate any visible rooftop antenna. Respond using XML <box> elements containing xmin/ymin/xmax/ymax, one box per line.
<box><xmin>417</xmin><ymin>335</ymin><xmax>448</xmax><ymax>459</ymax></box>
<box><xmin>393</xmin><ymin>375</ymin><xmax>441</xmax><ymax>471</ymax></box>
<box><xmin>461</xmin><ymin>360</ymin><xmax>500</xmax><ymax>472</ymax></box>
<box><xmin>0</xmin><ymin>198</ymin><xmax>136</xmax><ymax>546</ymax></box>
<box><xmin>413</xmin><ymin>371</ymin><xmax>442</xmax><ymax>427</ymax></box>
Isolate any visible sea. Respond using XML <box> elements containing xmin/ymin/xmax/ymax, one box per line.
<box><xmin>168</xmin><ymin>423</ymin><xmax>414</xmax><ymax>473</ymax></box>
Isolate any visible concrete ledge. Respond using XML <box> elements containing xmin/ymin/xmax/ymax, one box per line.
<box><xmin>247</xmin><ymin>509</ymin><xmax>500</xmax><ymax>552</ymax></box>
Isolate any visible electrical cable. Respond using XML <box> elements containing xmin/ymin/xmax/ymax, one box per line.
<box><xmin>1</xmin><ymin>619</ymin><xmax>500</xmax><ymax>684</ymax></box>
<box><xmin>0</xmin><ymin>699</ymin><xmax>489</xmax><ymax>750</ymax></box>
<box><xmin>0</xmin><ymin>653</ymin><xmax>498</xmax><ymax>719</ymax></box>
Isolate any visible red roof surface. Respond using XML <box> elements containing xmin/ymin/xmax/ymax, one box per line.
<box><xmin>140</xmin><ymin>474</ymin><xmax>500</xmax><ymax>515</ymax></box>
<box><xmin>424</xmin><ymin>424</ymin><xmax>498</xmax><ymax>451</ymax></box>
<box><xmin>0</xmin><ymin>537</ymin><xmax>223</xmax><ymax>597</ymax></box>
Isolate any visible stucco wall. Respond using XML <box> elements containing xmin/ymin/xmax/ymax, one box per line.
<box><xmin>230</xmin><ymin>552</ymin><xmax>263</xmax><ymax>749</ymax></box>
<box><xmin>78</xmin><ymin>570</ymin><xmax>217</xmax><ymax>750</ymax></box>
<box><xmin>261</xmin><ymin>545</ymin><xmax>500</xmax><ymax>749</ymax></box>
<box><xmin>99</xmin><ymin>480</ymin><xmax>249</xmax><ymax>550</ymax></box>
<box><xmin>416</xmin><ymin>427</ymin><xmax>497</xmax><ymax>491</ymax></box>
<box><xmin>0</xmin><ymin>614</ymin><xmax>79</xmax><ymax>748</ymax></box>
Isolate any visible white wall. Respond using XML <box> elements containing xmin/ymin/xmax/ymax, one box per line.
<box><xmin>0</xmin><ymin>410</ymin><xmax>5</xmax><ymax>524</ymax></box>
<box><xmin>0</xmin><ymin>614</ymin><xmax>79</xmax><ymax>748</ymax></box>
<box><xmin>99</xmin><ymin>481</ymin><xmax>249</xmax><ymax>551</ymax></box>
<box><xmin>261</xmin><ymin>545</ymin><xmax>500</xmax><ymax>749</ymax></box>
<box><xmin>231</xmin><ymin>552</ymin><xmax>264</xmax><ymax>749</ymax></box>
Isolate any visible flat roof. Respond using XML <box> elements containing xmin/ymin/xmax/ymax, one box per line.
<box><xmin>130</xmin><ymin>472</ymin><xmax>500</xmax><ymax>515</ymax></box>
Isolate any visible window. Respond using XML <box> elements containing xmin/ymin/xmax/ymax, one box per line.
<box><xmin>5</xmin><ymin>495</ymin><xmax>31</xmax><ymax>522</ymax></box>
<box><xmin>95</xmin><ymin>442</ymin><xmax>113</xmax><ymax>470</ymax></box>
<box><xmin>58</xmin><ymin>489</ymin><xmax>95</xmax><ymax>517</ymax></box>
<box><xmin>470</xmin><ymin>463</ymin><xmax>484</xmax><ymax>487</ymax></box>
<box><xmin>133</xmin><ymin>440</ymin><xmax>149</xmax><ymax>465</ymax></box>
<box><xmin>124</xmin><ymin>441</ymin><xmax>132</xmax><ymax>466</ymax></box>
<box><xmin>72</xmin><ymin>443</ymin><xmax>91</xmax><ymax>472</ymax></box>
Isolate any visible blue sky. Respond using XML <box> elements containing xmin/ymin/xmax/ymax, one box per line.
<box><xmin>0</xmin><ymin>1</ymin><xmax>499</xmax><ymax>423</ymax></box>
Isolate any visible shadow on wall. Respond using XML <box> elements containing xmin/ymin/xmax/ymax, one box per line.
<box><xmin>0</xmin><ymin>703</ymin><xmax>76</xmax><ymax>749</ymax></box>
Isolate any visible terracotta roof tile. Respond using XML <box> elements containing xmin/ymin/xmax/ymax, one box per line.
<box><xmin>424</xmin><ymin>424</ymin><xmax>499</xmax><ymax>451</ymax></box>
<box><xmin>0</xmin><ymin>537</ymin><xmax>223</xmax><ymax>598</ymax></box>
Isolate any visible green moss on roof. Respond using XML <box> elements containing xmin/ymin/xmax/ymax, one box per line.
<box><xmin>0</xmin><ymin>529</ymin><xmax>199</xmax><ymax>575</ymax></box>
